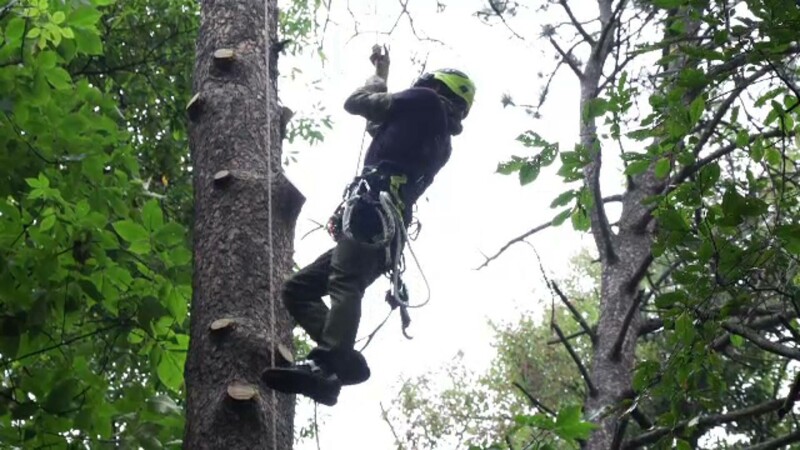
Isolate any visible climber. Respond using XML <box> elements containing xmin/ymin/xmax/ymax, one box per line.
<box><xmin>262</xmin><ymin>45</ymin><xmax>475</xmax><ymax>406</ymax></box>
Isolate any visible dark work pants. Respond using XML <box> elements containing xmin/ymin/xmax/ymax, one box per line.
<box><xmin>281</xmin><ymin>235</ymin><xmax>387</xmax><ymax>380</ymax></box>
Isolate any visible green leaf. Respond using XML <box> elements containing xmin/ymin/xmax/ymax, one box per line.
<box><xmin>74</xmin><ymin>27</ymin><xmax>103</xmax><ymax>55</ymax></box>
<box><xmin>730</xmin><ymin>334</ymin><xmax>745</xmax><ymax>348</ymax></box>
<box><xmin>654</xmin><ymin>158</ymin><xmax>671</xmax><ymax>179</ymax></box>
<box><xmin>156</xmin><ymin>347</ymin><xmax>185</xmax><ymax>393</ymax></box>
<box><xmin>688</xmin><ymin>95</ymin><xmax>705</xmax><ymax>125</ymax></box>
<box><xmin>552</xmin><ymin>209</ymin><xmax>572</xmax><ymax>226</ymax></box>
<box><xmin>142</xmin><ymin>199</ymin><xmax>164</xmax><ymax>231</ymax></box>
<box><xmin>655</xmin><ymin>291</ymin><xmax>687</xmax><ymax>309</ymax></box>
<box><xmin>625</xmin><ymin>160</ymin><xmax>650</xmax><ymax>176</ymax></box>
<box><xmin>38</xmin><ymin>50</ymin><xmax>57</xmax><ymax>68</ymax></box>
<box><xmin>571</xmin><ymin>208</ymin><xmax>590</xmax><ymax>231</ymax></box>
<box><xmin>113</xmin><ymin>220</ymin><xmax>149</xmax><ymax>243</ymax></box>
<box><xmin>52</xmin><ymin>11</ymin><xmax>66</xmax><ymax>24</ymax></box>
<box><xmin>154</xmin><ymin>223</ymin><xmax>185</xmax><ymax>247</ymax></box>
<box><xmin>550</xmin><ymin>190</ymin><xmax>576</xmax><ymax>208</ymax></box>
<box><xmin>5</xmin><ymin>17</ymin><xmax>26</xmax><ymax>42</ymax></box>
<box><xmin>43</xmin><ymin>378</ymin><xmax>80</xmax><ymax>413</ymax></box>
<box><xmin>39</xmin><ymin>214</ymin><xmax>56</xmax><ymax>231</ymax></box>
<box><xmin>582</xmin><ymin>98</ymin><xmax>609</xmax><ymax>121</ymax></box>
<box><xmin>735</xmin><ymin>130</ymin><xmax>749</xmax><ymax>147</ymax></box>
<box><xmin>68</xmin><ymin>7</ymin><xmax>102</xmax><ymax>28</ymax></box>
<box><xmin>653</xmin><ymin>0</ymin><xmax>685</xmax><ymax>7</ymax></box>
<box><xmin>45</xmin><ymin>67</ymin><xmax>72</xmax><ymax>90</ymax></box>
<box><xmin>554</xmin><ymin>405</ymin><xmax>596</xmax><ymax>441</ymax></box>
<box><xmin>519</xmin><ymin>163</ymin><xmax>540</xmax><ymax>185</ymax></box>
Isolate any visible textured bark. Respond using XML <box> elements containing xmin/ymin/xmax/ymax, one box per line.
<box><xmin>577</xmin><ymin>1</ymin><xmax>662</xmax><ymax>448</ymax></box>
<box><xmin>183</xmin><ymin>0</ymin><xmax>304</xmax><ymax>448</ymax></box>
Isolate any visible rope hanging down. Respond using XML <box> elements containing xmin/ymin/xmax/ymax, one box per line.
<box><xmin>263</xmin><ymin>0</ymin><xmax>278</xmax><ymax>447</ymax></box>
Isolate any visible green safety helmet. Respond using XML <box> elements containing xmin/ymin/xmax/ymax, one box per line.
<box><xmin>415</xmin><ymin>68</ymin><xmax>476</xmax><ymax>117</ymax></box>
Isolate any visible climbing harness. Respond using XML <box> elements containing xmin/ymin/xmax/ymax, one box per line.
<box><xmin>328</xmin><ymin>163</ymin><xmax>431</xmax><ymax>343</ymax></box>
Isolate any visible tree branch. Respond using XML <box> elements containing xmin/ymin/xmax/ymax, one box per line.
<box><xmin>722</xmin><ymin>322</ymin><xmax>800</xmax><ymax>360</ymax></box>
<box><xmin>690</xmin><ymin>66</ymin><xmax>770</xmax><ymax>157</ymax></box>
<box><xmin>513</xmin><ymin>381</ymin><xmax>556</xmax><ymax>417</ymax></box>
<box><xmin>779</xmin><ymin>371</ymin><xmax>800</xmax><ymax>418</ymax></box>
<box><xmin>610</xmin><ymin>290</ymin><xmax>643</xmax><ymax>361</ymax></box>
<box><xmin>741</xmin><ymin>430</ymin><xmax>800</xmax><ymax>450</ymax></box>
<box><xmin>671</xmin><ymin>128</ymin><xmax>787</xmax><ymax>188</ymax></box>
<box><xmin>590</xmin><ymin>0</ymin><xmax>625</xmax><ymax>63</ymax></box>
<box><xmin>551</xmin><ymin>281</ymin><xmax>596</xmax><ymax>344</ymax></box>
<box><xmin>624</xmin><ymin>397</ymin><xmax>785</xmax><ymax>448</ymax></box>
<box><xmin>552</xmin><ymin>321</ymin><xmax>598</xmax><ymax>396</ymax></box>
<box><xmin>557</xmin><ymin>0</ymin><xmax>595</xmax><ymax>46</ymax></box>
<box><xmin>547</xmin><ymin>328</ymin><xmax>589</xmax><ymax>345</ymax></box>
<box><xmin>549</xmin><ymin>37</ymin><xmax>584</xmax><ymax>81</ymax></box>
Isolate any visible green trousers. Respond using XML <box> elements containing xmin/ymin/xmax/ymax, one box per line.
<box><xmin>281</xmin><ymin>236</ymin><xmax>387</xmax><ymax>380</ymax></box>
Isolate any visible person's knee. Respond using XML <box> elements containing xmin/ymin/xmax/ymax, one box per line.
<box><xmin>281</xmin><ymin>278</ymin><xmax>300</xmax><ymax>311</ymax></box>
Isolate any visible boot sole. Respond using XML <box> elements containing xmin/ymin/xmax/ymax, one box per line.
<box><xmin>262</xmin><ymin>368</ymin><xmax>340</xmax><ymax>406</ymax></box>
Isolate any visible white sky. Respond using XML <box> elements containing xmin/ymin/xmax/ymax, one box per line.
<box><xmin>278</xmin><ymin>1</ymin><xmax>615</xmax><ymax>448</ymax></box>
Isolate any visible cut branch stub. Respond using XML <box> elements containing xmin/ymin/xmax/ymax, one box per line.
<box><xmin>213</xmin><ymin>170</ymin><xmax>233</xmax><ymax>188</ymax></box>
<box><xmin>186</xmin><ymin>93</ymin><xmax>203</xmax><ymax>120</ymax></box>
<box><xmin>213</xmin><ymin>48</ymin><xmax>235</xmax><ymax>68</ymax></box>
<box><xmin>227</xmin><ymin>381</ymin><xmax>258</xmax><ymax>401</ymax></box>
<box><xmin>209</xmin><ymin>317</ymin><xmax>237</xmax><ymax>332</ymax></box>
<box><xmin>275</xmin><ymin>343</ymin><xmax>294</xmax><ymax>367</ymax></box>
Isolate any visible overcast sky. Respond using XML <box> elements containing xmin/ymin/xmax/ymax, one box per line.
<box><xmin>277</xmin><ymin>1</ymin><xmax>613</xmax><ymax>447</ymax></box>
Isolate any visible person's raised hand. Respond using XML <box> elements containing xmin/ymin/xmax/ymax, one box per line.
<box><xmin>369</xmin><ymin>44</ymin><xmax>390</xmax><ymax>82</ymax></box>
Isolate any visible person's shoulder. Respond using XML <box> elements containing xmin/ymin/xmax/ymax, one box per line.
<box><xmin>392</xmin><ymin>87</ymin><xmax>444</xmax><ymax>108</ymax></box>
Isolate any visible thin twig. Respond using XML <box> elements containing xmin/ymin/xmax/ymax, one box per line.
<box><xmin>624</xmin><ymin>397</ymin><xmax>786</xmax><ymax>448</ymax></box>
<box><xmin>557</xmin><ymin>0</ymin><xmax>595</xmax><ymax>45</ymax></box>
<box><xmin>549</xmin><ymin>37</ymin><xmax>584</xmax><ymax>80</ymax></box>
<box><xmin>551</xmin><ymin>281</ymin><xmax>596</xmax><ymax>344</ymax></box>
<box><xmin>512</xmin><ymin>381</ymin><xmax>556</xmax><ymax>416</ymax></box>
<box><xmin>552</xmin><ymin>321</ymin><xmax>597</xmax><ymax>396</ymax></box>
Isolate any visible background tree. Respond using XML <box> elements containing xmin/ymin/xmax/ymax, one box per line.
<box><xmin>474</xmin><ymin>0</ymin><xmax>800</xmax><ymax>448</ymax></box>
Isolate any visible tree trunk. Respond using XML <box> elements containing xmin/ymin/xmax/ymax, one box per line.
<box><xmin>183</xmin><ymin>0</ymin><xmax>305</xmax><ymax>448</ymax></box>
<box><xmin>578</xmin><ymin>1</ymin><xmax>658</xmax><ymax>448</ymax></box>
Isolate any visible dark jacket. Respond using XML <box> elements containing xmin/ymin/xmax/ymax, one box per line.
<box><xmin>343</xmin><ymin>75</ymin><xmax>461</xmax><ymax>220</ymax></box>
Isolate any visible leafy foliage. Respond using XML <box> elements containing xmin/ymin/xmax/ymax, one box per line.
<box><xmin>0</xmin><ymin>0</ymin><xmax>196</xmax><ymax>446</ymax></box>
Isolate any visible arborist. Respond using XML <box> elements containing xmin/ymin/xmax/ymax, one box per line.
<box><xmin>262</xmin><ymin>45</ymin><xmax>475</xmax><ymax>406</ymax></box>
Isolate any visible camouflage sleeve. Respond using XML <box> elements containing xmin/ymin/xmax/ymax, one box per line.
<box><xmin>343</xmin><ymin>75</ymin><xmax>392</xmax><ymax>126</ymax></box>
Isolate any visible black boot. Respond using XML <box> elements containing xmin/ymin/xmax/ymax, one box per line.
<box><xmin>262</xmin><ymin>358</ymin><xmax>342</xmax><ymax>406</ymax></box>
<box><xmin>308</xmin><ymin>347</ymin><xmax>371</xmax><ymax>386</ymax></box>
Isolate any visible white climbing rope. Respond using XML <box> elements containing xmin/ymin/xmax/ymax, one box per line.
<box><xmin>264</xmin><ymin>0</ymin><xmax>278</xmax><ymax>447</ymax></box>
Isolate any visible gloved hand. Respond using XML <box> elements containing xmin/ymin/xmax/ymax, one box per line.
<box><xmin>369</xmin><ymin>44</ymin><xmax>390</xmax><ymax>83</ymax></box>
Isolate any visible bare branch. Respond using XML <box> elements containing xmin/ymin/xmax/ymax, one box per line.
<box><xmin>610</xmin><ymin>290</ymin><xmax>643</xmax><ymax>361</ymax></box>
<box><xmin>547</xmin><ymin>328</ymin><xmax>589</xmax><ymax>345</ymax></box>
<box><xmin>557</xmin><ymin>0</ymin><xmax>595</xmax><ymax>45</ymax></box>
<box><xmin>638</xmin><ymin>318</ymin><xmax>663</xmax><ymax>336</ymax></box>
<box><xmin>487</xmin><ymin>0</ymin><xmax>525</xmax><ymax>41</ymax></box>
<box><xmin>477</xmin><ymin>195</ymin><xmax>623</xmax><ymax>270</ymax></box>
<box><xmin>590</xmin><ymin>0</ymin><xmax>626</xmax><ymax>63</ymax></box>
<box><xmin>512</xmin><ymin>381</ymin><xmax>556</xmax><ymax>417</ymax></box>
<box><xmin>690</xmin><ymin>66</ymin><xmax>770</xmax><ymax>157</ymax></box>
<box><xmin>624</xmin><ymin>397</ymin><xmax>786</xmax><ymax>448</ymax></box>
<box><xmin>741</xmin><ymin>430</ymin><xmax>800</xmax><ymax>450</ymax></box>
<box><xmin>551</xmin><ymin>281</ymin><xmax>596</xmax><ymax>344</ymax></box>
<box><xmin>779</xmin><ymin>371</ymin><xmax>800</xmax><ymax>418</ymax></box>
<box><xmin>549</xmin><ymin>37</ymin><xmax>584</xmax><ymax>80</ymax></box>
<box><xmin>722</xmin><ymin>322</ymin><xmax>800</xmax><ymax>360</ymax></box>
<box><xmin>625</xmin><ymin>253</ymin><xmax>654</xmax><ymax>293</ymax></box>
<box><xmin>552</xmin><ymin>321</ymin><xmax>598</xmax><ymax>396</ymax></box>
<box><xmin>379</xmin><ymin>402</ymin><xmax>403</xmax><ymax>447</ymax></box>
<box><xmin>671</xmin><ymin>128</ymin><xmax>787</xmax><ymax>188</ymax></box>
<box><xmin>476</xmin><ymin>221</ymin><xmax>551</xmax><ymax>270</ymax></box>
